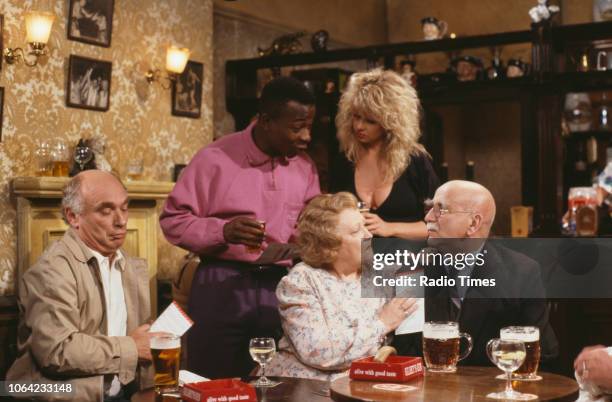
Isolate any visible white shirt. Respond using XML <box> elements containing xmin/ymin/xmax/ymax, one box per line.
<box><xmin>89</xmin><ymin>247</ymin><xmax>127</xmax><ymax>397</ymax></box>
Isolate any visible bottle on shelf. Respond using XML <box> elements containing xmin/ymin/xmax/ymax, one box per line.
<box><xmin>466</xmin><ymin>161</ymin><xmax>475</xmax><ymax>181</ymax></box>
<box><xmin>486</xmin><ymin>47</ymin><xmax>504</xmax><ymax>80</ymax></box>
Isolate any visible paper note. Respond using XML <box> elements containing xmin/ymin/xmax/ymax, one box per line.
<box><xmin>253</xmin><ymin>242</ymin><xmax>297</xmax><ymax>265</ymax></box>
<box><xmin>150</xmin><ymin>301</ymin><xmax>193</xmax><ymax>336</ymax></box>
<box><xmin>179</xmin><ymin>370</ymin><xmax>209</xmax><ymax>386</ymax></box>
<box><xmin>395</xmin><ymin>298</ymin><xmax>425</xmax><ymax>335</ymax></box>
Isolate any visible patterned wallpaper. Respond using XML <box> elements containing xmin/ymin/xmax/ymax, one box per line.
<box><xmin>0</xmin><ymin>0</ymin><xmax>213</xmax><ymax>295</ymax></box>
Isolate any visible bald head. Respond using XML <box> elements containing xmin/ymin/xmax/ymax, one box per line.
<box><xmin>426</xmin><ymin>180</ymin><xmax>496</xmax><ymax>239</ymax></box>
<box><xmin>62</xmin><ymin>170</ymin><xmax>129</xmax><ymax>256</ymax></box>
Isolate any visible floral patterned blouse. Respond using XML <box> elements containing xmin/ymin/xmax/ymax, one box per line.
<box><xmin>264</xmin><ymin>262</ymin><xmax>389</xmax><ymax>381</ymax></box>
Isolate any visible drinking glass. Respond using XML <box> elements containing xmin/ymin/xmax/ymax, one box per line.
<box><xmin>357</xmin><ymin>201</ymin><xmax>370</xmax><ymax>213</ymax></box>
<box><xmin>486</xmin><ymin>338</ymin><xmax>536</xmax><ymax>400</ymax></box>
<box><xmin>422</xmin><ymin>321</ymin><xmax>473</xmax><ymax>372</ymax></box>
<box><xmin>249</xmin><ymin>337</ymin><xmax>280</xmax><ymax>388</ymax></box>
<box><xmin>500</xmin><ymin>326</ymin><xmax>541</xmax><ymax>380</ymax></box>
<box><xmin>246</xmin><ymin>220</ymin><xmax>266</xmax><ymax>253</ymax></box>
<box><xmin>150</xmin><ymin>334</ymin><xmax>181</xmax><ymax>395</ymax></box>
<box><xmin>51</xmin><ymin>140</ymin><xmax>70</xmax><ymax>177</ymax></box>
<box><xmin>126</xmin><ymin>158</ymin><xmax>144</xmax><ymax>181</ymax></box>
<box><xmin>74</xmin><ymin>146</ymin><xmax>93</xmax><ymax>171</ymax></box>
<box><xmin>34</xmin><ymin>140</ymin><xmax>52</xmax><ymax>176</ymax></box>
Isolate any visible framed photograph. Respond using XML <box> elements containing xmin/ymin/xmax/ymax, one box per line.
<box><xmin>0</xmin><ymin>15</ymin><xmax>3</xmax><ymax>71</ymax></box>
<box><xmin>0</xmin><ymin>87</ymin><xmax>4</xmax><ymax>142</ymax></box>
<box><xmin>171</xmin><ymin>60</ymin><xmax>203</xmax><ymax>118</ymax></box>
<box><xmin>66</xmin><ymin>55</ymin><xmax>112</xmax><ymax>112</ymax></box>
<box><xmin>67</xmin><ymin>0</ymin><xmax>114</xmax><ymax>47</ymax></box>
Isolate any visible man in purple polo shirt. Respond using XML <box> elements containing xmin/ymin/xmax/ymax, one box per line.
<box><xmin>160</xmin><ymin>77</ymin><xmax>320</xmax><ymax>379</ymax></box>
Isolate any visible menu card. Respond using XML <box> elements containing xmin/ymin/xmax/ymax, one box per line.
<box><xmin>150</xmin><ymin>301</ymin><xmax>193</xmax><ymax>336</ymax></box>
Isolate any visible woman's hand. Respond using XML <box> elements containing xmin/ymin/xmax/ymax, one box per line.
<box><xmin>378</xmin><ymin>298</ymin><xmax>418</xmax><ymax>332</ymax></box>
<box><xmin>363</xmin><ymin>212</ymin><xmax>392</xmax><ymax>237</ymax></box>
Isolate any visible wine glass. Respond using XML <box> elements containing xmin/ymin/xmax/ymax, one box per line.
<box><xmin>486</xmin><ymin>338</ymin><xmax>537</xmax><ymax>400</ymax></box>
<box><xmin>249</xmin><ymin>337</ymin><xmax>280</xmax><ymax>388</ymax></box>
<box><xmin>74</xmin><ymin>146</ymin><xmax>93</xmax><ymax>171</ymax></box>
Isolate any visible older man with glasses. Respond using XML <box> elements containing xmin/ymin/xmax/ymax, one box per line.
<box><xmin>395</xmin><ymin>180</ymin><xmax>558</xmax><ymax>369</ymax></box>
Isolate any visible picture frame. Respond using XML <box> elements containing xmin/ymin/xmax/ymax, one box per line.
<box><xmin>171</xmin><ymin>60</ymin><xmax>203</xmax><ymax>119</ymax></box>
<box><xmin>67</xmin><ymin>0</ymin><xmax>114</xmax><ymax>47</ymax></box>
<box><xmin>0</xmin><ymin>15</ymin><xmax>4</xmax><ymax>71</ymax></box>
<box><xmin>0</xmin><ymin>87</ymin><xmax>4</xmax><ymax>142</ymax></box>
<box><xmin>66</xmin><ymin>55</ymin><xmax>112</xmax><ymax>112</ymax></box>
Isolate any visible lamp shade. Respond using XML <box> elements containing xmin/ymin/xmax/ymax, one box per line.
<box><xmin>166</xmin><ymin>46</ymin><xmax>190</xmax><ymax>74</ymax></box>
<box><xmin>25</xmin><ymin>11</ymin><xmax>55</xmax><ymax>44</ymax></box>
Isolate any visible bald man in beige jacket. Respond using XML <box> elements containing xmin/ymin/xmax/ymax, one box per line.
<box><xmin>7</xmin><ymin>171</ymin><xmax>155</xmax><ymax>401</ymax></box>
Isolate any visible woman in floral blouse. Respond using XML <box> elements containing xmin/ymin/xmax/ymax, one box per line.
<box><xmin>264</xmin><ymin>192</ymin><xmax>417</xmax><ymax>381</ymax></box>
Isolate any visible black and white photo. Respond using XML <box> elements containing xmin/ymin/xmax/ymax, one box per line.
<box><xmin>171</xmin><ymin>60</ymin><xmax>203</xmax><ymax>118</ymax></box>
<box><xmin>67</xmin><ymin>55</ymin><xmax>112</xmax><ymax>112</ymax></box>
<box><xmin>68</xmin><ymin>0</ymin><xmax>114</xmax><ymax>47</ymax></box>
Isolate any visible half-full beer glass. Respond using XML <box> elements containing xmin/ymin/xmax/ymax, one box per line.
<box><xmin>151</xmin><ymin>334</ymin><xmax>181</xmax><ymax>394</ymax></box>
<box><xmin>422</xmin><ymin>321</ymin><xmax>473</xmax><ymax>372</ymax></box>
<box><xmin>501</xmin><ymin>326</ymin><xmax>541</xmax><ymax>380</ymax></box>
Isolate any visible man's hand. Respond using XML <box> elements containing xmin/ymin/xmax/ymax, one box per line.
<box><xmin>223</xmin><ymin>217</ymin><xmax>265</xmax><ymax>248</ymax></box>
<box><xmin>129</xmin><ymin>324</ymin><xmax>156</xmax><ymax>361</ymax></box>
<box><xmin>574</xmin><ymin>345</ymin><xmax>612</xmax><ymax>390</ymax></box>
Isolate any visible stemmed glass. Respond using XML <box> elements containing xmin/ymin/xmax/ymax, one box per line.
<box><xmin>74</xmin><ymin>146</ymin><xmax>93</xmax><ymax>171</ymax></box>
<box><xmin>249</xmin><ymin>337</ymin><xmax>280</xmax><ymax>388</ymax></box>
<box><xmin>486</xmin><ymin>338</ymin><xmax>537</xmax><ymax>400</ymax></box>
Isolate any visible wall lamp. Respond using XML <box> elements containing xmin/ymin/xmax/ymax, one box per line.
<box><xmin>145</xmin><ymin>46</ymin><xmax>190</xmax><ymax>89</ymax></box>
<box><xmin>4</xmin><ymin>11</ymin><xmax>55</xmax><ymax>67</ymax></box>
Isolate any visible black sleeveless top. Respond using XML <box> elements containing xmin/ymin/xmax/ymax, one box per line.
<box><xmin>329</xmin><ymin>152</ymin><xmax>440</xmax><ymax>223</ymax></box>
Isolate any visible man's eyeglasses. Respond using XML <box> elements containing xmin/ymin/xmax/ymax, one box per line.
<box><xmin>424</xmin><ymin>199</ymin><xmax>473</xmax><ymax>219</ymax></box>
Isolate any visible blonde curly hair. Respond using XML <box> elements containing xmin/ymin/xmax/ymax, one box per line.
<box><xmin>297</xmin><ymin>192</ymin><xmax>358</xmax><ymax>269</ymax></box>
<box><xmin>336</xmin><ymin>68</ymin><xmax>426</xmax><ymax>182</ymax></box>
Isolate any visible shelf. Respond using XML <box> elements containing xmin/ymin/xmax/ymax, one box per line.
<box><xmin>552</xmin><ymin>21</ymin><xmax>612</xmax><ymax>48</ymax></box>
<box><xmin>547</xmin><ymin>71</ymin><xmax>612</xmax><ymax>92</ymax></box>
<box><xmin>417</xmin><ymin>76</ymin><xmax>533</xmax><ymax>103</ymax></box>
<box><xmin>11</xmin><ymin>176</ymin><xmax>175</xmax><ymax>200</ymax></box>
<box><xmin>562</xmin><ymin>130</ymin><xmax>612</xmax><ymax>140</ymax></box>
<box><xmin>226</xmin><ymin>29</ymin><xmax>532</xmax><ymax>71</ymax></box>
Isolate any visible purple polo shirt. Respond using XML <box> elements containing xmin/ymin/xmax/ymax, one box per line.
<box><xmin>160</xmin><ymin>122</ymin><xmax>320</xmax><ymax>263</ymax></box>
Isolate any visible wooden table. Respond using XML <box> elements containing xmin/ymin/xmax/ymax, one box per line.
<box><xmin>131</xmin><ymin>376</ymin><xmax>332</xmax><ymax>401</ymax></box>
<box><xmin>330</xmin><ymin>367</ymin><xmax>579</xmax><ymax>402</ymax></box>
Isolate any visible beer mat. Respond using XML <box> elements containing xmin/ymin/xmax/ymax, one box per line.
<box><xmin>495</xmin><ymin>374</ymin><xmax>543</xmax><ymax>381</ymax></box>
<box><xmin>372</xmin><ymin>383</ymin><xmax>418</xmax><ymax>392</ymax></box>
<box><xmin>253</xmin><ymin>243</ymin><xmax>296</xmax><ymax>265</ymax></box>
<box><xmin>150</xmin><ymin>301</ymin><xmax>193</xmax><ymax>336</ymax></box>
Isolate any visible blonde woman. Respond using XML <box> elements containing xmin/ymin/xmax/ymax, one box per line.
<box><xmin>264</xmin><ymin>192</ymin><xmax>417</xmax><ymax>381</ymax></box>
<box><xmin>330</xmin><ymin>68</ymin><xmax>439</xmax><ymax>240</ymax></box>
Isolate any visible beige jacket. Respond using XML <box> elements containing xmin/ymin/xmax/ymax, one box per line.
<box><xmin>7</xmin><ymin>229</ymin><xmax>154</xmax><ymax>401</ymax></box>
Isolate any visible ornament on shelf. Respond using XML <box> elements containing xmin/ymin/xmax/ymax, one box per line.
<box><xmin>89</xmin><ymin>135</ymin><xmax>112</xmax><ymax>172</ymax></box>
<box><xmin>528</xmin><ymin>0</ymin><xmax>560</xmax><ymax>24</ymax></box>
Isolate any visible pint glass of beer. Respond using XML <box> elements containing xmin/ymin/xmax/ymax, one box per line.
<box><xmin>151</xmin><ymin>334</ymin><xmax>181</xmax><ymax>394</ymax></box>
<box><xmin>422</xmin><ymin>321</ymin><xmax>473</xmax><ymax>372</ymax></box>
<box><xmin>500</xmin><ymin>326</ymin><xmax>541</xmax><ymax>379</ymax></box>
